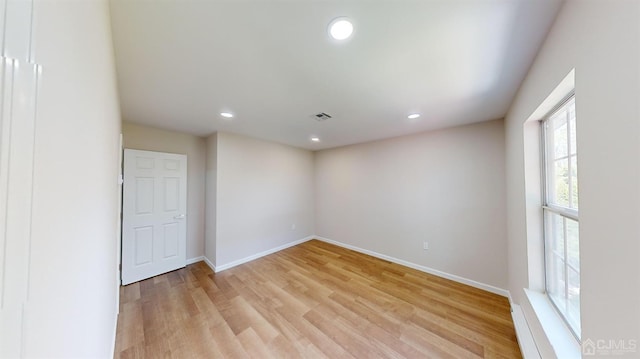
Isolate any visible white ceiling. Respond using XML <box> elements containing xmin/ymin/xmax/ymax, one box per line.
<box><xmin>109</xmin><ymin>0</ymin><xmax>563</xmax><ymax>150</ymax></box>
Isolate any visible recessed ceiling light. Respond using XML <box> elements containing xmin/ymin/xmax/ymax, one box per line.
<box><xmin>407</xmin><ymin>113</ymin><xmax>421</xmax><ymax>119</ymax></box>
<box><xmin>329</xmin><ymin>17</ymin><xmax>353</xmax><ymax>40</ymax></box>
<box><xmin>220</xmin><ymin>112</ymin><xmax>234</xmax><ymax>118</ymax></box>
<box><xmin>310</xmin><ymin>136</ymin><xmax>320</xmax><ymax>142</ymax></box>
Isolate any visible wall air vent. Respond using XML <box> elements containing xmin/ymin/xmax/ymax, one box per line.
<box><xmin>312</xmin><ymin>112</ymin><xmax>332</xmax><ymax>121</ymax></box>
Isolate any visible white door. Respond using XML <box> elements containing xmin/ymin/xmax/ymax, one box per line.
<box><xmin>122</xmin><ymin>149</ymin><xmax>187</xmax><ymax>285</ymax></box>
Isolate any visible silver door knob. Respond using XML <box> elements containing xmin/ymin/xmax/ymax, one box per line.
<box><xmin>174</xmin><ymin>214</ymin><xmax>185</xmax><ymax>219</ymax></box>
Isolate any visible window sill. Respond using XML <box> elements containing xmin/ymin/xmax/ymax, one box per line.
<box><xmin>524</xmin><ymin>289</ymin><xmax>581</xmax><ymax>359</ymax></box>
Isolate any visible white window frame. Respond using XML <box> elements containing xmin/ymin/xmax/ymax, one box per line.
<box><xmin>541</xmin><ymin>93</ymin><xmax>581</xmax><ymax>340</ymax></box>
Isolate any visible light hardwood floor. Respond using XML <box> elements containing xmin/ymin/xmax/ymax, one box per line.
<box><xmin>114</xmin><ymin>240</ymin><xmax>522</xmax><ymax>358</ymax></box>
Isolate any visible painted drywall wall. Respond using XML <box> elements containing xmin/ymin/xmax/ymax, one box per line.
<box><xmin>315</xmin><ymin>119</ymin><xmax>507</xmax><ymax>289</ymax></box>
<box><xmin>0</xmin><ymin>0</ymin><xmax>39</xmax><ymax>355</ymax></box>
<box><xmin>18</xmin><ymin>0</ymin><xmax>122</xmax><ymax>357</ymax></box>
<box><xmin>505</xmin><ymin>0</ymin><xmax>640</xmax><ymax>355</ymax></box>
<box><xmin>213</xmin><ymin>132</ymin><xmax>315</xmax><ymax>267</ymax></box>
<box><xmin>122</xmin><ymin>122</ymin><xmax>207</xmax><ymax>261</ymax></box>
<box><xmin>205</xmin><ymin>133</ymin><xmax>217</xmax><ymax>266</ymax></box>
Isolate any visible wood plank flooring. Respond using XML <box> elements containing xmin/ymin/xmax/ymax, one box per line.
<box><xmin>114</xmin><ymin>240</ymin><xmax>522</xmax><ymax>358</ymax></box>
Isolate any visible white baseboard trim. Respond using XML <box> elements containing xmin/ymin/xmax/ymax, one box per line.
<box><xmin>186</xmin><ymin>256</ymin><xmax>204</xmax><ymax>265</ymax></box>
<box><xmin>110</xmin><ymin>309</ymin><xmax>119</xmax><ymax>359</ymax></box>
<box><xmin>314</xmin><ymin>236</ymin><xmax>509</xmax><ymax>297</ymax></box>
<box><xmin>511</xmin><ymin>303</ymin><xmax>541</xmax><ymax>359</ymax></box>
<box><xmin>203</xmin><ymin>256</ymin><xmax>216</xmax><ymax>272</ymax></box>
<box><xmin>215</xmin><ymin>236</ymin><xmax>315</xmax><ymax>273</ymax></box>
<box><xmin>111</xmin><ymin>270</ymin><xmax>120</xmax><ymax>358</ymax></box>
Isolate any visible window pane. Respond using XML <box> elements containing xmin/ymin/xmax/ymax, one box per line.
<box><xmin>570</xmin><ymin>155</ymin><xmax>578</xmax><ymax>210</ymax></box>
<box><xmin>569</xmin><ymin>102</ymin><xmax>577</xmax><ymax>155</ymax></box>
<box><xmin>567</xmin><ymin>218</ymin><xmax>579</xmax><ymax>269</ymax></box>
<box><xmin>551</xmin><ymin>158</ymin><xmax>570</xmax><ymax>207</ymax></box>
<box><xmin>547</xmin><ymin>211</ymin><xmax>564</xmax><ymax>255</ymax></box>
<box><xmin>547</xmin><ymin>253</ymin><xmax>566</xmax><ymax>311</ymax></box>
<box><xmin>545</xmin><ymin>211</ymin><xmax>566</xmax><ymax>306</ymax></box>
<box><xmin>550</xmin><ymin>111</ymin><xmax>568</xmax><ymax>159</ymax></box>
<box><xmin>567</xmin><ymin>267</ymin><xmax>581</xmax><ymax>335</ymax></box>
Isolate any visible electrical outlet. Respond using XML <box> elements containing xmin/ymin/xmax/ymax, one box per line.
<box><xmin>423</xmin><ymin>241</ymin><xmax>429</xmax><ymax>250</ymax></box>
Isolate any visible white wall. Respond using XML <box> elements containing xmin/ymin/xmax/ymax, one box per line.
<box><xmin>205</xmin><ymin>133</ymin><xmax>217</xmax><ymax>265</ymax></box>
<box><xmin>212</xmin><ymin>132</ymin><xmax>315</xmax><ymax>267</ymax></box>
<box><xmin>315</xmin><ymin>119</ymin><xmax>508</xmax><ymax>290</ymax></box>
<box><xmin>0</xmin><ymin>0</ymin><xmax>39</xmax><ymax>355</ymax></box>
<box><xmin>20</xmin><ymin>0</ymin><xmax>121</xmax><ymax>357</ymax></box>
<box><xmin>122</xmin><ymin>122</ymin><xmax>207</xmax><ymax>261</ymax></box>
<box><xmin>505</xmin><ymin>0</ymin><xmax>640</xmax><ymax>355</ymax></box>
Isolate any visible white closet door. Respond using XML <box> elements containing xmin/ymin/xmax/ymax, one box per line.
<box><xmin>122</xmin><ymin>149</ymin><xmax>187</xmax><ymax>285</ymax></box>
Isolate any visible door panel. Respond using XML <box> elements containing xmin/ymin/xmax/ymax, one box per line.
<box><xmin>163</xmin><ymin>177</ymin><xmax>179</xmax><ymax>211</ymax></box>
<box><xmin>134</xmin><ymin>226</ymin><xmax>153</xmax><ymax>266</ymax></box>
<box><xmin>136</xmin><ymin>156</ymin><xmax>154</xmax><ymax>169</ymax></box>
<box><xmin>163</xmin><ymin>223</ymin><xmax>179</xmax><ymax>258</ymax></box>
<box><xmin>164</xmin><ymin>159</ymin><xmax>179</xmax><ymax>170</ymax></box>
<box><xmin>122</xmin><ymin>149</ymin><xmax>187</xmax><ymax>285</ymax></box>
<box><xmin>136</xmin><ymin>177</ymin><xmax>154</xmax><ymax>214</ymax></box>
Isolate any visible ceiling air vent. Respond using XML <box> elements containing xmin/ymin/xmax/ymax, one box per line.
<box><xmin>312</xmin><ymin>112</ymin><xmax>332</xmax><ymax>121</ymax></box>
